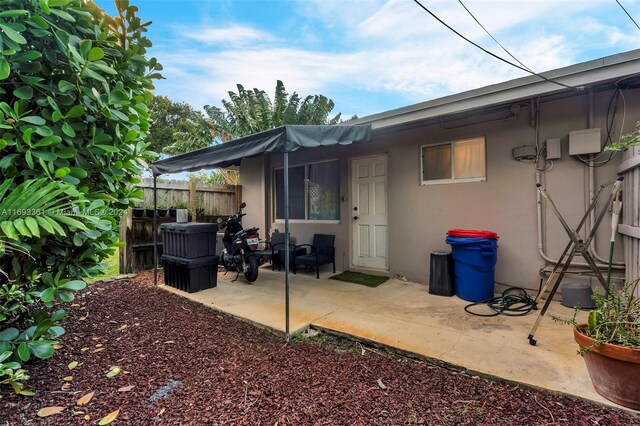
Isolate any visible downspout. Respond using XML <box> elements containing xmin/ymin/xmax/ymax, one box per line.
<box><xmin>536</xmin><ymin>171</ymin><xmax>551</xmax><ymax>263</ymax></box>
<box><xmin>587</xmin><ymin>90</ymin><xmax>624</xmax><ymax>266</ymax></box>
<box><xmin>534</xmin><ymin>97</ymin><xmax>553</xmax><ymax>263</ymax></box>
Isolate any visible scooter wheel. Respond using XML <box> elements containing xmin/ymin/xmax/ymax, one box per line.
<box><xmin>244</xmin><ymin>255</ymin><xmax>259</xmax><ymax>283</ymax></box>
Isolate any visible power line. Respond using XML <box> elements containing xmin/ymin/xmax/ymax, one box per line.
<box><xmin>457</xmin><ymin>0</ymin><xmax>533</xmax><ymax>73</ymax></box>
<box><xmin>615</xmin><ymin>0</ymin><xmax>640</xmax><ymax>31</ymax></box>
<box><xmin>411</xmin><ymin>0</ymin><xmax>577</xmax><ymax>90</ymax></box>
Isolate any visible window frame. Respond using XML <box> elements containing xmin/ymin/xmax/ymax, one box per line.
<box><xmin>273</xmin><ymin>158</ymin><xmax>341</xmax><ymax>224</ymax></box>
<box><xmin>420</xmin><ymin>136</ymin><xmax>487</xmax><ymax>186</ymax></box>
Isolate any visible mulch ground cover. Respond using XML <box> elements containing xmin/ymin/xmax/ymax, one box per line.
<box><xmin>1</xmin><ymin>271</ymin><xmax>638</xmax><ymax>425</ymax></box>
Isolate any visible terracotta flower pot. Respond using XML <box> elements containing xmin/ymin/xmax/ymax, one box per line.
<box><xmin>574</xmin><ymin>325</ymin><xmax>640</xmax><ymax>410</ymax></box>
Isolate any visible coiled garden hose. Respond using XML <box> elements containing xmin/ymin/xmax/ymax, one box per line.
<box><xmin>464</xmin><ymin>287</ymin><xmax>537</xmax><ymax>317</ymax></box>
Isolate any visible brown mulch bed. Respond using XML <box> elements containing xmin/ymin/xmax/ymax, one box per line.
<box><xmin>1</xmin><ymin>271</ymin><xmax>638</xmax><ymax>425</ymax></box>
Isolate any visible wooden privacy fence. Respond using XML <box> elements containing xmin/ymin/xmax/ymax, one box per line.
<box><xmin>618</xmin><ymin>146</ymin><xmax>640</xmax><ymax>296</ymax></box>
<box><xmin>138</xmin><ymin>178</ymin><xmax>240</xmax><ymax>216</ymax></box>
<box><xmin>119</xmin><ymin>178</ymin><xmax>241</xmax><ymax>273</ymax></box>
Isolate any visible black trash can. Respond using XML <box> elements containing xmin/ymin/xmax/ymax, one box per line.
<box><xmin>429</xmin><ymin>251</ymin><xmax>454</xmax><ymax>296</ymax></box>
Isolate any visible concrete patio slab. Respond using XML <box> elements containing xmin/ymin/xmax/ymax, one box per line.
<box><xmin>160</xmin><ymin>267</ymin><xmax>619</xmax><ymax>409</ymax></box>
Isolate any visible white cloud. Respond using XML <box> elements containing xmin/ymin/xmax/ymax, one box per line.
<box><xmin>293</xmin><ymin>0</ymin><xmax>386</xmax><ymax>29</ymax></box>
<box><xmin>179</xmin><ymin>25</ymin><xmax>275</xmax><ymax>46</ymax></box>
<box><xmin>511</xmin><ymin>35</ymin><xmax>573</xmax><ymax>72</ymax></box>
<box><xmin>155</xmin><ymin>47</ymin><xmax>358</xmax><ymax>105</ymax></box>
<box><xmin>152</xmin><ymin>0</ymin><xmax>638</xmax><ymax>117</ymax></box>
<box><xmin>574</xmin><ymin>17</ymin><xmax>640</xmax><ymax>49</ymax></box>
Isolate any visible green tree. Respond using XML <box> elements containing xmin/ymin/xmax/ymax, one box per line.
<box><xmin>164</xmin><ymin>112</ymin><xmax>228</xmax><ymax>155</ymax></box>
<box><xmin>148</xmin><ymin>95</ymin><xmax>204</xmax><ymax>153</ymax></box>
<box><xmin>0</xmin><ymin>0</ymin><xmax>160</xmax><ymax>393</ymax></box>
<box><xmin>207</xmin><ymin>79</ymin><xmax>342</xmax><ymax>139</ymax></box>
<box><xmin>187</xmin><ymin>170</ymin><xmax>239</xmax><ymax>186</ymax></box>
<box><xmin>166</xmin><ymin>80</ymin><xmax>343</xmax><ymax>154</ymax></box>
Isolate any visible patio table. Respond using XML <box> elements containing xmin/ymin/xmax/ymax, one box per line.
<box><xmin>276</xmin><ymin>247</ymin><xmax>306</xmax><ymax>271</ymax></box>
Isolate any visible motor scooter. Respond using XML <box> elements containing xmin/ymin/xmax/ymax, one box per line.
<box><xmin>217</xmin><ymin>202</ymin><xmax>260</xmax><ymax>282</ymax></box>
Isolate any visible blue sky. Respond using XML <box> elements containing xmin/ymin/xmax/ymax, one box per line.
<box><xmin>95</xmin><ymin>0</ymin><xmax>640</xmax><ymax>119</ymax></box>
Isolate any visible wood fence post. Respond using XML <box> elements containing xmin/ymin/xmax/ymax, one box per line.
<box><xmin>235</xmin><ymin>185</ymin><xmax>242</xmax><ymax>211</ymax></box>
<box><xmin>119</xmin><ymin>208</ymin><xmax>133</xmax><ymax>274</ymax></box>
<box><xmin>189</xmin><ymin>181</ymin><xmax>197</xmax><ymax>223</ymax></box>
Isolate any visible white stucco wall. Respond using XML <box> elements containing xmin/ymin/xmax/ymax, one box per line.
<box><xmin>239</xmin><ymin>156</ymin><xmax>266</xmax><ymax>239</ymax></box>
<box><xmin>240</xmin><ymin>88</ymin><xmax>639</xmax><ymax>293</ymax></box>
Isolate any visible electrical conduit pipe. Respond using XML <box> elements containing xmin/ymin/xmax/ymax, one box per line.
<box><xmin>587</xmin><ymin>90</ymin><xmax>624</xmax><ymax>266</ymax></box>
<box><xmin>535</xmin><ymin>171</ymin><xmax>624</xmax><ymax>270</ymax></box>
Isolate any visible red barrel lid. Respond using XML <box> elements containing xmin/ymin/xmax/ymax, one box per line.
<box><xmin>447</xmin><ymin>229</ymin><xmax>499</xmax><ymax>239</ymax></box>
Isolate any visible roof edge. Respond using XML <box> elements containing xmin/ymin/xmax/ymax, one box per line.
<box><xmin>350</xmin><ymin>49</ymin><xmax>640</xmax><ymax>130</ymax></box>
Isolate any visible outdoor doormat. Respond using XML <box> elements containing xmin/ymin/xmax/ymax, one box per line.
<box><xmin>330</xmin><ymin>271</ymin><xmax>388</xmax><ymax>287</ymax></box>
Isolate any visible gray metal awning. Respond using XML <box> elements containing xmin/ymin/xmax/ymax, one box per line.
<box><xmin>150</xmin><ymin>123</ymin><xmax>371</xmax><ymax>337</ymax></box>
<box><xmin>151</xmin><ymin>124</ymin><xmax>372</xmax><ymax>175</ymax></box>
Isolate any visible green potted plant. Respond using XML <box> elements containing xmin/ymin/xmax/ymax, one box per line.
<box><xmin>148</xmin><ymin>193</ymin><xmax>169</xmax><ymax>218</ymax></box>
<box><xmin>555</xmin><ymin>278</ymin><xmax>639</xmax><ymax>409</ymax></box>
<box><xmin>132</xmin><ymin>204</ymin><xmax>145</xmax><ymax>218</ymax></box>
<box><xmin>170</xmin><ymin>198</ymin><xmax>189</xmax><ymax>218</ymax></box>
<box><xmin>161</xmin><ymin>193</ymin><xmax>171</xmax><ymax>217</ymax></box>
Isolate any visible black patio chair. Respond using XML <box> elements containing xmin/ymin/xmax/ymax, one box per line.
<box><xmin>254</xmin><ymin>232</ymin><xmax>286</xmax><ymax>271</ymax></box>
<box><xmin>293</xmin><ymin>234</ymin><xmax>336</xmax><ymax>279</ymax></box>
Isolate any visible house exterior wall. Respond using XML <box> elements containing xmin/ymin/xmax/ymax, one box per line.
<box><xmin>240</xmin><ymin>88</ymin><xmax>639</xmax><ymax>292</ymax></box>
<box><xmin>239</xmin><ymin>156</ymin><xmax>266</xmax><ymax>238</ymax></box>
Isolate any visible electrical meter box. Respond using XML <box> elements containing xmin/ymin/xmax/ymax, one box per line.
<box><xmin>512</xmin><ymin>145</ymin><xmax>537</xmax><ymax>161</ymax></box>
<box><xmin>569</xmin><ymin>128</ymin><xmax>602</xmax><ymax>155</ymax></box>
<box><xmin>546</xmin><ymin>138</ymin><xmax>562</xmax><ymax>159</ymax></box>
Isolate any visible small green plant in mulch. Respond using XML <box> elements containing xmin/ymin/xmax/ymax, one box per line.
<box><xmin>312</xmin><ymin>333</ymin><xmax>328</xmax><ymax>346</ymax></box>
<box><xmin>330</xmin><ymin>271</ymin><xmax>388</xmax><ymax>288</ymax></box>
<box><xmin>290</xmin><ymin>330</ymin><xmax>328</xmax><ymax>345</ymax></box>
<box><xmin>289</xmin><ymin>332</ymin><xmax>307</xmax><ymax>342</ymax></box>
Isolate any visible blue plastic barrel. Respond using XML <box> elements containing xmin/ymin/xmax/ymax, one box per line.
<box><xmin>445</xmin><ymin>235</ymin><xmax>498</xmax><ymax>302</ymax></box>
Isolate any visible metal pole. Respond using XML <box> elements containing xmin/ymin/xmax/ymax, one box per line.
<box><xmin>284</xmin><ymin>152</ymin><xmax>290</xmax><ymax>336</ymax></box>
<box><xmin>153</xmin><ymin>174</ymin><xmax>158</xmax><ymax>287</ymax></box>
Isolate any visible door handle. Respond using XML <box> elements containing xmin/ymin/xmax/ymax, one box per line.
<box><xmin>353</xmin><ymin>216</ymin><xmax>359</xmax><ymax>220</ymax></box>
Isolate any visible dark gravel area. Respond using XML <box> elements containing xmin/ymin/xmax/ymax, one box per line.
<box><xmin>1</xmin><ymin>271</ymin><xmax>638</xmax><ymax>425</ymax></box>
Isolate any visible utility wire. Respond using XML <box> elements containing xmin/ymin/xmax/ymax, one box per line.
<box><xmin>615</xmin><ymin>0</ymin><xmax>640</xmax><ymax>31</ymax></box>
<box><xmin>412</xmin><ymin>0</ymin><xmax>577</xmax><ymax>90</ymax></box>
<box><xmin>457</xmin><ymin>0</ymin><xmax>533</xmax><ymax>73</ymax></box>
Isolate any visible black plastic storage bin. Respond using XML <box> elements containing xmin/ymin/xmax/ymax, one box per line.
<box><xmin>161</xmin><ymin>254</ymin><xmax>218</xmax><ymax>293</ymax></box>
<box><xmin>429</xmin><ymin>251</ymin><xmax>454</xmax><ymax>296</ymax></box>
<box><xmin>161</xmin><ymin>223</ymin><xmax>218</xmax><ymax>259</ymax></box>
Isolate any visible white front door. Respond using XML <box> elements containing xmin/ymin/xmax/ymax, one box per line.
<box><xmin>351</xmin><ymin>155</ymin><xmax>388</xmax><ymax>270</ymax></box>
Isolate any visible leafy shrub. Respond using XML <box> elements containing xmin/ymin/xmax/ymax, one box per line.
<box><xmin>583</xmin><ymin>279</ymin><xmax>640</xmax><ymax>349</ymax></box>
<box><xmin>0</xmin><ymin>0</ymin><xmax>160</xmax><ymax>393</ymax></box>
<box><xmin>0</xmin><ymin>350</ymin><xmax>31</xmax><ymax>396</ymax></box>
<box><xmin>607</xmin><ymin>120</ymin><xmax>640</xmax><ymax>151</ymax></box>
<box><xmin>552</xmin><ymin>278</ymin><xmax>640</xmax><ymax>353</ymax></box>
